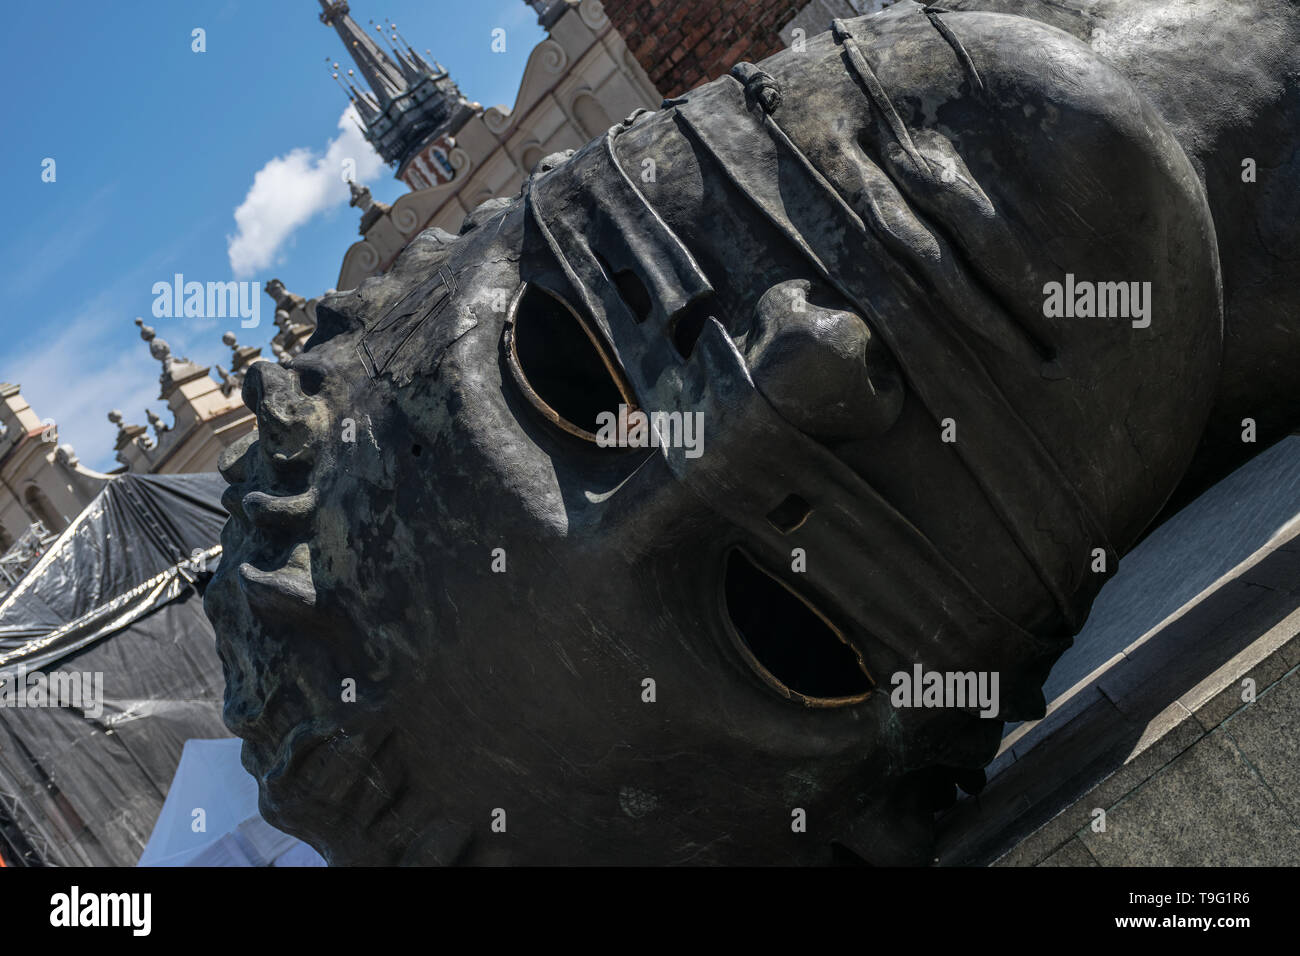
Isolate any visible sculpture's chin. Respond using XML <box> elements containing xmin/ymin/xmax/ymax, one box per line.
<box><xmin>246</xmin><ymin>736</ymin><xmax>338</xmax><ymax>862</ymax></box>
<box><xmin>208</xmin><ymin>548</ymin><xmax>415</xmax><ymax>862</ymax></box>
<box><xmin>243</xmin><ymin>717</ymin><xmax>416</xmax><ymax>867</ymax></box>
<box><xmin>240</xmin><ymin>715</ymin><xmax>328</xmax><ymax>786</ymax></box>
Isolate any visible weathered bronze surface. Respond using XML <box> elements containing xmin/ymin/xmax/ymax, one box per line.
<box><xmin>204</xmin><ymin>0</ymin><xmax>1300</xmax><ymax>864</ymax></box>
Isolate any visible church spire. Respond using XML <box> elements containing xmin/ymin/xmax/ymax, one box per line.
<box><xmin>318</xmin><ymin>1</ymin><xmax>476</xmax><ymax>187</ymax></box>
<box><xmin>318</xmin><ymin>1</ymin><xmax>405</xmax><ymax>105</ymax></box>
<box><xmin>527</xmin><ymin>0</ymin><xmax>573</xmax><ymax>28</ymax></box>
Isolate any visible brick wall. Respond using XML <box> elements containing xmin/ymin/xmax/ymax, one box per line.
<box><xmin>602</xmin><ymin>0</ymin><xmax>806</xmax><ymax>98</ymax></box>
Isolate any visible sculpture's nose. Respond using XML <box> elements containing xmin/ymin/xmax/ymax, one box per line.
<box><xmin>241</xmin><ymin>358</ymin><xmax>291</xmax><ymax>418</ymax></box>
<box><xmin>241</xmin><ymin>360</ymin><xmax>321</xmax><ymax>471</ymax></box>
<box><xmin>741</xmin><ymin>279</ymin><xmax>904</xmax><ymax>441</ymax></box>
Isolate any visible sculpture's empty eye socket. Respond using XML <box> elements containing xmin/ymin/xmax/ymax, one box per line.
<box><xmin>722</xmin><ymin>548</ymin><xmax>873</xmax><ymax>706</ymax></box>
<box><xmin>505</xmin><ymin>283</ymin><xmax>638</xmax><ymax>442</ymax></box>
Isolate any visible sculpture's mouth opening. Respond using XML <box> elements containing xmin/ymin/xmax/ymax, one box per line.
<box><xmin>505</xmin><ymin>283</ymin><xmax>639</xmax><ymax>442</ymax></box>
<box><xmin>722</xmin><ymin>547</ymin><xmax>873</xmax><ymax>706</ymax></box>
<box><xmin>238</xmin><ymin>542</ymin><xmax>317</xmax><ymax>616</ymax></box>
<box><xmin>219</xmin><ymin>471</ymin><xmax>321</xmax><ymax>620</ymax></box>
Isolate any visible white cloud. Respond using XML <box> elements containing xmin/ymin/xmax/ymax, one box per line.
<box><xmin>226</xmin><ymin>106</ymin><xmax>384</xmax><ymax>277</ymax></box>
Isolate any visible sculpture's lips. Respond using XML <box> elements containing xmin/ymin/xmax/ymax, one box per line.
<box><xmin>218</xmin><ymin>479</ymin><xmax>320</xmax><ymax>616</ymax></box>
<box><xmin>221</xmin><ymin>484</ymin><xmax>318</xmax><ymax>533</ymax></box>
<box><xmin>242</xmin><ymin>487</ymin><xmax>318</xmax><ymax>534</ymax></box>
<box><xmin>269</xmin><ymin>447</ymin><xmax>312</xmax><ymax>467</ymax></box>
<box><xmin>211</xmin><ymin>479</ymin><xmax>325</xmax><ymax>751</ymax></box>
<box><xmin>239</xmin><ymin>546</ymin><xmax>317</xmax><ymax>613</ymax></box>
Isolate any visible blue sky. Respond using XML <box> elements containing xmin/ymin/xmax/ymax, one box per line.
<box><xmin>0</xmin><ymin>0</ymin><xmax>543</xmax><ymax>471</ymax></box>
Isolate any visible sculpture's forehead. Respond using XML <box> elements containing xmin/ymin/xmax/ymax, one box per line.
<box><xmin>353</xmin><ymin>262</ymin><xmax>459</xmax><ymax>380</ymax></box>
<box><xmin>327</xmin><ymin>202</ymin><xmax>536</xmax><ymax>388</ymax></box>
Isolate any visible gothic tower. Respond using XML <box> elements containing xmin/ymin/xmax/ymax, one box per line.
<box><xmin>319</xmin><ymin>0</ymin><xmax>476</xmax><ymax>190</ymax></box>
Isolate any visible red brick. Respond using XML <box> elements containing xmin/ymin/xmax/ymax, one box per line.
<box><xmin>602</xmin><ymin>0</ymin><xmax>801</xmax><ymax>96</ymax></box>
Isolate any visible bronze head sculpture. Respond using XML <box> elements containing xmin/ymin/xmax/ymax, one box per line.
<box><xmin>204</xmin><ymin>0</ymin><xmax>1300</xmax><ymax>864</ymax></box>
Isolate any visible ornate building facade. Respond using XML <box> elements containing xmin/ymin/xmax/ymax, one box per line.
<box><xmin>107</xmin><ymin>320</ymin><xmax>259</xmax><ymax>476</ymax></box>
<box><xmin>0</xmin><ymin>0</ymin><xmax>679</xmax><ymax>572</ymax></box>
<box><xmin>331</xmin><ymin>0</ymin><xmax>661</xmax><ymax>291</ymax></box>
<box><xmin>1</xmin><ymin>0</ymin><xmax>658</xmax><ymax>564</ymax></box>
<box><xmin>0</xmin><ymin>386</ymin><xmax>111</xmax><ymax>551</ymax></box>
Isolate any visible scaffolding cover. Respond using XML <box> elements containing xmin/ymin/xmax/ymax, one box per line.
<box><xmin>0</xmin><ymin>473</ymin><xmax>231</xmax><ymax>866</ymax></box>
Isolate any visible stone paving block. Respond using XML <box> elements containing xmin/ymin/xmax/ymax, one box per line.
<box><xmin>1221</xmin><ymin>666</ymin><xmax>1300</xmax><ymax>823</ymax></box>
<box><xmin>1088</xmin><ymin>702</ymin><xmax>1205</xmax><ymax>811</ymax></box>
<box><xmin>1178</xmin><ymin>605</ymin><xmax>1300</xmax><ymax>724</ymax></box>
<box><xmin>992</xmin><ymin>799</ymin><xmax>1098</xmax><ymax>867</ymax></box>
<box><xmin>1187</xmin><ymin>648</ymin><xmax>1293</xmax><ymax>732</ymax></box>
<box><xmin>1281</xmin><ymin>632</ymin><xmax>1300</xmax><ymax>670</ymax></box>
<box><xmin>1079</xmin><ymin>730</ymin><xmax>1300</xmax><ymax>866</ymax></box>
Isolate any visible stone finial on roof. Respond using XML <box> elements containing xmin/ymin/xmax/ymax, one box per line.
<box><xmin>265</xmin><ymin>279</ymin><xmax>307</xmax><ymax>314</ymax></box>
<box><xmin>349</xmin><ymin>178</ymin><xmax>374</xmax><ymax>211</ymax></box>
<box><xmin>145</xmin><ymin>408</ymin><xmax>171</xmax><ymax>440</ymax></box>
<box><xmin>134</xmin><ymin>318</ymin><xmax>207</xmax><ymax>398</ymax></box>
<box><xmin>223</xmin><ymin>330</ymin><xmax>263</xmax><ymax>374</ymax></box>
<box><xmin>136</xmin><ymin>317</ymin><xmax>171</xmax><ymax>363</ymax></box>
<box><xmin>265</xmin><ymin>283</ymin><xmax>317</xmax><ymax>360</ymax></box>
<box><xmin>108</xmin><ymin>408</ymin><xmax>149</xmax><ymax>452</ymax></box>
<box><xmin>217</xmin><ymin>331</ymin><xmax>263</xmax><ymax>398</ymax></box>
<box><xmin>349</xmin><ymin>178</ymin><xmax>390</xmax><ymax>235</ymax></box>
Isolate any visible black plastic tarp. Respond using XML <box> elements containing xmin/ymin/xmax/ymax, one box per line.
<box><xmin>0</xmin><ymin>473</ymin><xmax>231</xmax><ymax>867</ymax></box>
<box><xmin>0</xmin><ymin>473</ymin><xmax>226</xmax><ymax>671</ymax></box>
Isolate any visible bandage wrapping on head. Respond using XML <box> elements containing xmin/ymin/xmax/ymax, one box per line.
<box><xmin>519</xmin><ymin>9</ymin><xmax>1226</xmax><ymax>728</ymax></box>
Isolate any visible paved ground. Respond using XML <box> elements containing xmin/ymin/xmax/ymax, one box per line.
<box><xmin>936</xmin><ymin>435</ymin><xmax>1300</xmax><ymax>865</ymax></box>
